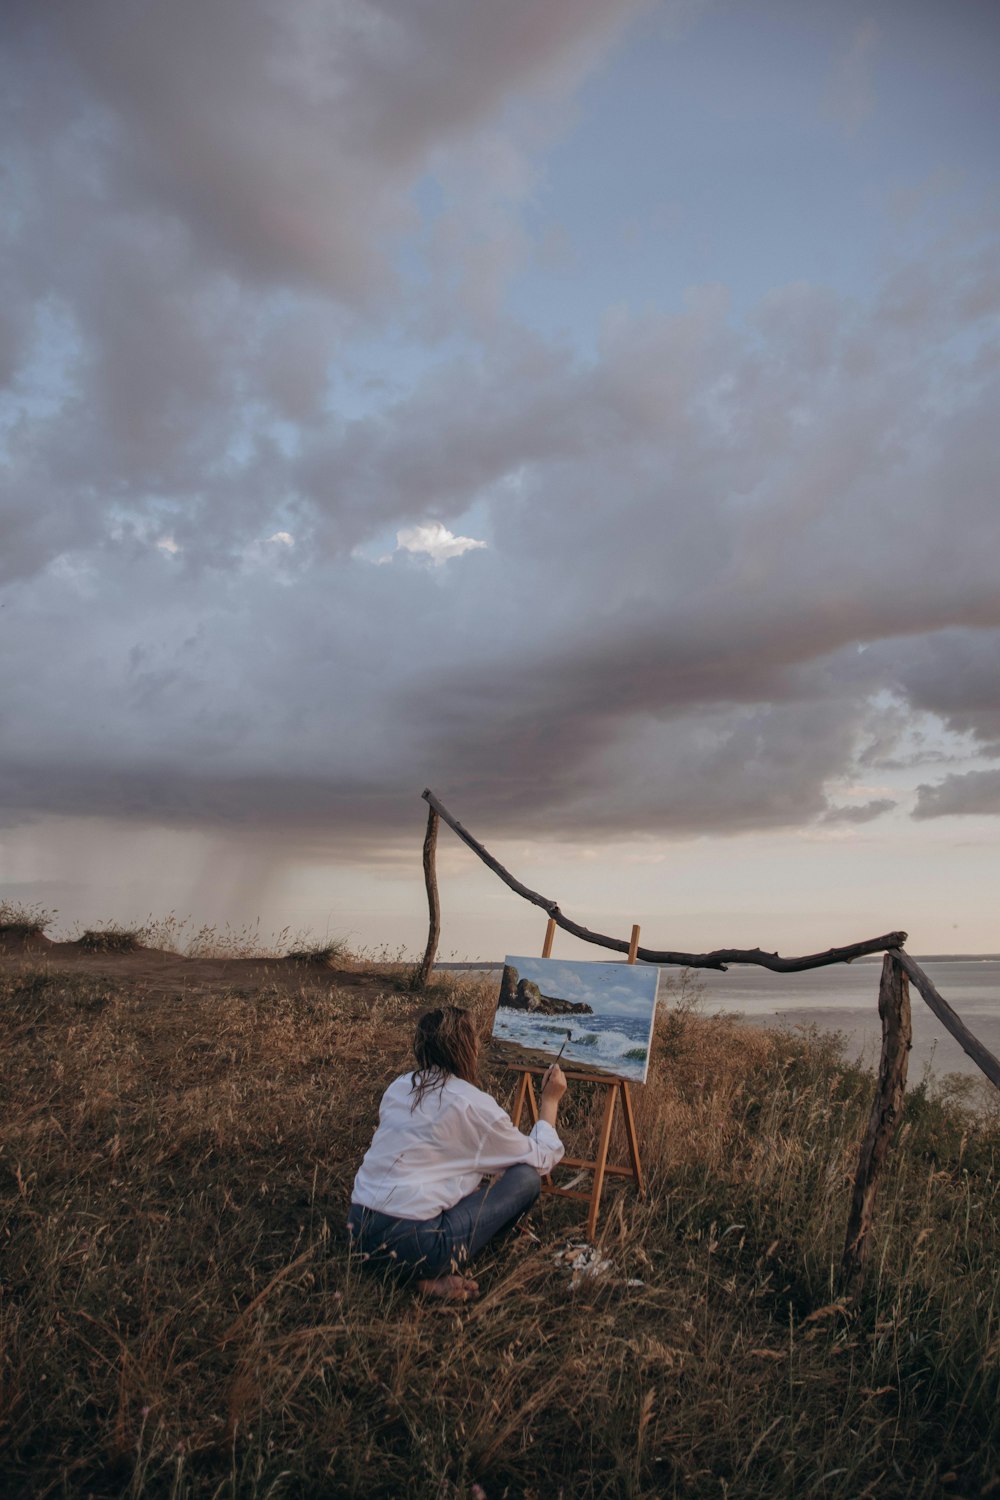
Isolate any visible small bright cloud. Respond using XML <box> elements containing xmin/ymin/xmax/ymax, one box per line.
<box><xmin>396</xmin><ymin>522</ymin><xmax>487</xmax><ymax>564</ymax></box>
<box><xmin>156</xmin><ymin>536</ymin><xmax>179</xmax><ymax>555</ymax></box>
<box><xmin>268</xmin><ymin>531</ymin><xmax>295</xmax><ymax>546</ymax></box>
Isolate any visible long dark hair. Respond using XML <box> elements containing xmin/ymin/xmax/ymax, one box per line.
<box><xmin>410</xmin><ymin>1007</ymin><xmax>479</xmax><ymax>1107</ymax></box>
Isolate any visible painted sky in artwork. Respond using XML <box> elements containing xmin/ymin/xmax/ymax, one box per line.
<box><xmin>2</xmin><ymin>2</ymin><xmax>999</xmax><ymax>955</ymax></box>
<box><xmin>504</xmin><ymin>958</ymin><xmax>661</xmax><ymax>1021</ymax></box>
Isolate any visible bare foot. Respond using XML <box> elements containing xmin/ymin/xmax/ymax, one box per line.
<box><xmin>416</xmin><ymin>1273</ymin><xmax>479</xmax><ymax>1302</ymax></box>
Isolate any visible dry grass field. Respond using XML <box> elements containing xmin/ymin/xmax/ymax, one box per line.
<box><xmin>0</xmin><ymin>929</ymin><xmax>998</xmax><ymax>1498</ymax></box>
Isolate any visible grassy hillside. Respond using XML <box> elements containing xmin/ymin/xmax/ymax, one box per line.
<box><xmin>0</xmin><ymin>951</ymin><xmax>997</xmax><ymax>1498</ymax></box>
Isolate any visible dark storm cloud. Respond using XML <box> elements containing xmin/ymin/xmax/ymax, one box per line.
<box><xmin>2</xmin><ymin>1</ymin><xmax>999</xmax><ymax>854</ymax></box>
<box><xmin>1</xmin><ymin>0</ymin><xmax>652</xmax><ymax>581</ymax></box>
<box><xmin>886</xmin><ymin>630</ymin><xmax>1000</xmax><ymax>753</ymax></box>
<box><xmin>914</xmin><ymin>771</ymin><xmax>1000</xmax><ymax>820</ymax></box>
<box><xmin>11</xmin><ymin>0</ymin><xmax>648</xmax><ymax>299</ymax></box>
<box><xmin>821</xmin><ymin>800</ymin><xmax>898</xmax><ymax>826</ymax></box>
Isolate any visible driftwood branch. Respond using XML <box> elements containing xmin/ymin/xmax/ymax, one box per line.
<box><xmin>841</xmin><ymin>954</ymin><xmax>911</xmax><ymax>1288</ymax></box>
<box><xmin>890</xmin><ymin>949</ymin><xmax>1000</xmax><ymax>1092</ymax></box>
<box><xmin>422</xmin><ymin>789</ymin><xmax>907</xmax><ymax>973</ymax></box>
<box><xmin>414</xmin><ymin>805</ymin><xmax>440</xmax><ymax>990</ymax></box>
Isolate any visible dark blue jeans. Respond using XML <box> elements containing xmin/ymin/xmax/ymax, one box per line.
<box><xmin>347</xmin><ymin>1163</ymin><xmax>541</xmax><ymax>1280</ymax></box>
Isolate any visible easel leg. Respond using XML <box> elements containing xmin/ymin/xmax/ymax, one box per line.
<box><xmin>511</xmin><ymin>1071</ymin><xmax>549</xmax><ymax>1185</ymax></box>
<box><xmin>619</xmin><ymin>1081</ymin><xmax>645</xmax><ymax>1196</ymax></box>
<box><xmin>512</xmin><ymin>1071</ymin><xmax>530</xmax><ymax>1130</ymax></box>
<box><xmin>587</xmin><ymin>1084</ymin><xmax>618</xmax><ymax>1240</ymax></box>
<box><xmin>523</xmin><ymin>1078</ymin><xmax>550</xmax><ymax>1184</ymax></box>
<box><xmin>542</xmin><ymin>916</ymin><xmax>557</xmax><ymax>958</ymax></box>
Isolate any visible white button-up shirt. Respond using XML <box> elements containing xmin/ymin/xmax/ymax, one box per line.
<box><xmin>351</xmin><ymin>1071</ymin><xmax>565</xmax><ymax>1220</ymax></box>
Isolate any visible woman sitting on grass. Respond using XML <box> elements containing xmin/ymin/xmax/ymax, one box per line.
<box><xmin>348</xmin><ymin>1006</ymin><xmax>567</xmax><ymax>1302</ymax></box>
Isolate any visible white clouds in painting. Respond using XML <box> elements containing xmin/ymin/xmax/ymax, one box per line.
<box><xmin>509</xmin><ymin>957</ymin><xmax>659</xmax><ymax>1019</ymax></box>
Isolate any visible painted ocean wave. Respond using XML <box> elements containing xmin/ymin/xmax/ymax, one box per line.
<box><xmin>493</xmin><ymin>1007</ymin><xmax>651</xmax><ymax>1080</ymax></box>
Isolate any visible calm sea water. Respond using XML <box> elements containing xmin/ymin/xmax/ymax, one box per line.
<box><xmin>691</xmin><ymin>956</ymin><xmax>1000</xmax><ymax>1086</ymax></box>
<box><xmin>446</xmin><ymin>956</ymin><xmax>1000</xmax><ymax>1089</ymax></box>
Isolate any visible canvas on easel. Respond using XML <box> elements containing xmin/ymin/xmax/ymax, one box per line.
<box><xmin>490</xmin><ymin>955</ymin><xmax>659</xmax><ymax>1082</ymax></box>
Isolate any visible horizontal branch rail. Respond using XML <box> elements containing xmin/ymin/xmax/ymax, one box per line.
<box><xmin>890</xmin><ymin>948</ymin><xmax>1000</xmax><ymax>1091</ymax></box>
<box><xmin>422</xmin><ymin>789</ymin><xmax>907</xmax><ymax>973</ymax></box>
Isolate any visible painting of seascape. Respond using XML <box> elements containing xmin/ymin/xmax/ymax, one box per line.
<box><xmin>490</xmin><ymin>956</ymin><xmax>660</xmax><ymax>1083</ymax></box>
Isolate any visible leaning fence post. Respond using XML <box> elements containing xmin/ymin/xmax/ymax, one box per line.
<box><xmin>841</xmin><ymin>953</ymin><xmax>911</xmax><ymax>1289</ymax></box>
<box><xmin>414</xmin><ymin>805</ymin><xmax>440</xmax><ymax>990</ymax></box>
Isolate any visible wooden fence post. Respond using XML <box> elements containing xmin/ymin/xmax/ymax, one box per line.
<box><xmin>841</xmin><ymin>953</ymin><xmax>911</xmax><ymax>1289</ymax></box>
<box><xmin>414</xmin><ymin>806</ymin><xmax>440</xmax><ymax>990</ymax></box>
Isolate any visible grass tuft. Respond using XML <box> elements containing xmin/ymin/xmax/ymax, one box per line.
<box><xmin>285</xmin><ymin>940</ymin><xmax>349</xmax><ymax>967</ymax></box>
<box><xmin>0</xmin><ymin>900</ymin><xmax>54</xmax><ymax>940</ymax></box>
<box><xmin>77</xmin><ymin>925</ymin><xmax>144</xmax><ymax>953</ymax></box>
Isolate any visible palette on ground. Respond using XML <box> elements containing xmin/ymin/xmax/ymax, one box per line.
<box><xmin>490</xmin><ymin>955</ymin><xmax>659</xmax><ymax>1083</ymax></box>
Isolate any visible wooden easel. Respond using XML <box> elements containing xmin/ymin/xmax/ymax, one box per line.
<box><xmin>510</xmin><ymin>1064</ymin><xmax>644</xmax><ymax>1239</ymax></box>
<box><xmin>509</xmin><ymin>920</ymin><xmax>645</xmax><ymax>1239</ymax></box>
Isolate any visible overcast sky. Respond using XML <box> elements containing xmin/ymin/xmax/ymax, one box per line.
<box><xmin>2</xmin><ymin>1</ymin><xmax>999</xmax><ymax>957</ymax></box>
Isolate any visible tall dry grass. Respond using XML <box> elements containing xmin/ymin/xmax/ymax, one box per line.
<box><xmin>0</xmin><ymin>964</ymin><xmax>997</xmax><ymax>1498</ymax></box>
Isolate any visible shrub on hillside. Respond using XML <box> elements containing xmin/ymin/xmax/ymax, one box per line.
<box><xmin>285</xmin><ymin>940</ymin><xmax>348</xmax><ymax>967</ymax></box>
<box><xmin>0</xmin><ymin>901</ymin><xmax>54</xmax><ymax>940</ymax></box>
<box><xmin>77</xmin><ymin>926</ymin><xmax>143</xmax><ymax>953</ymax></box>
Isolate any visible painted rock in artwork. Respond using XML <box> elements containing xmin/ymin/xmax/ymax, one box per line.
<box><xmin>498</xmin><ymin>964</ymin><xmax>594</xmax><ymax>1015</ymax></box>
